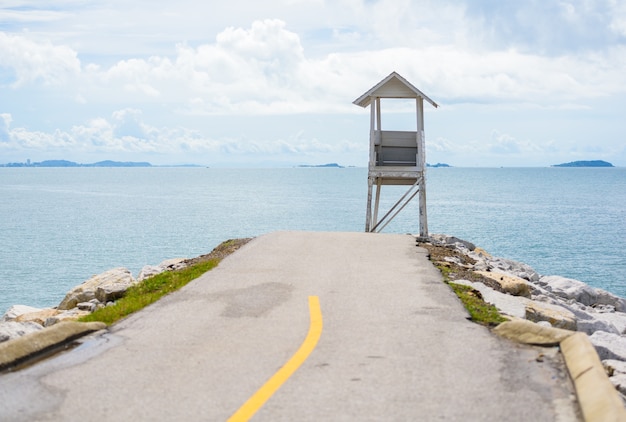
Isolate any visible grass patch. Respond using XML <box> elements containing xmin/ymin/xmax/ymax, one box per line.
<box><xmin>448</xmin><ymin>282</ymin><xmax>507</xmax><ymax>327</ymax></box>
<box><xmin>80</xmin><ymin>259</ymin><xmax>219</xmax><ymax>326</ymax></box>
<box><xmin>79</xmin><ymin>238</ymin><xmax>250</xmax><ymax>326</ymax></box>
<box><xmin>421</xmin><ymin>244</ymin><xmax>507</xmax><ymax>327</ymax></box>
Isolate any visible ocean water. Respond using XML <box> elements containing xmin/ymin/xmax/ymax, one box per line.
<box><xmin>1</xmin><ymin>166</ymin><xmax>625</xmax><ymax>314</ymax></box>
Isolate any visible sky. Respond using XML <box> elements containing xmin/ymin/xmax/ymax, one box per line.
<box><xmin>1</xmin><ymin>0</ymin><xmax>625</xmax><ymax>167</ymax></box>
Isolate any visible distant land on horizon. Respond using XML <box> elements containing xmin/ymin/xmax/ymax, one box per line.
<box><xmin>0</xmin><ymin>160</ymin><xmax>202</xmax><ymax>168</ymax></box>
<box><xmin>551</xmin><ymin>160</ymin><xmax>614</xmax><ymax>168</ymax></box>
<box><xmin>0</xmin><ymin>160</ymin><xmax>457</xmax><ymax>168</ymax></box>
<box><xmin>297</xmin><ymin>163</ymin><xmax>344</xmax><ymax>168</ymax></box>
<box><xmin>296</xmin><ymin>162</ymin><xmax>453</xmax><ymax>169</ymax></box>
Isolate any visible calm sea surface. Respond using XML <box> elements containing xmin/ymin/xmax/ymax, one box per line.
<box><xmin>1</xmin><ymin>167</ymin><xmax>625</xmax><ymax>313</ymax></box>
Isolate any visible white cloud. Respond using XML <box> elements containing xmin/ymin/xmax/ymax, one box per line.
<box><xmin>1</xmin><ymin>2</ymin><xmax>625</xmax><ymax>166</ymax></box>
<box><xmin>3</xmin><ymin>15</ymin><xmax>625</xmax><ymax>116</ymax></box>
<box><xmin>609</xmin><ymin>0</ymin><xmax>626</xmax><ymax>36</ymax></box>
<box><xmin>0</xmin><ymin>108</ymin><xmax>365</xmax><ymax>164</ymax></box>
<box><xmin>0</xmin><ymin>32</ymin><xmax>80</xmax><ymax>86</ymax></box>
<box><xmin>0</xmin><ymin>113</ymin><xmax>12</xmax><ymax>141</ymax></box>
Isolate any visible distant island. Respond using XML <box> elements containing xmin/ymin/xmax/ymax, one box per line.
<box><xmin>552</xmin><ymin>160</ymin><xmax>614</xmax><ymax>168</ymax></box>
<box><xmin>297</xmin><ymin>163</ymin><xmax>344</xmax><ymax>168</ymax></box>
<box><xmin>427</xmin><ymin>163</ymin><xmax>451</xmax><ymax>168</ymax></box>
<box><xmin>1</xmin><ymin>159</ymin><xmax>153</xmax><ymax>167</ymax></box>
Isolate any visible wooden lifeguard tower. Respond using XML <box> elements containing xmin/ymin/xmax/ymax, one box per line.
<box><xmin>353</xmin><ymin>72</ymin><xmax>438</xmax><ymax>237</ymax></box>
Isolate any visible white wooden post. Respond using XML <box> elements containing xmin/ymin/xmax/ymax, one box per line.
<box><xmin>369</xmin><ymin>97</ymin><xmax>376</xmax><ymax>166</ymax></box>
<box><xmin>416</xmin><ymin>98</ymin><xmax>428</xmax><ymax>238</ymax></box>
<box><xmin>365</xmin><ymin>177</ymin><xmax>373</xmax><ymax>232</ymax></box>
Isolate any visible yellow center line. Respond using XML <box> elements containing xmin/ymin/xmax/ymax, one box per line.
<box><xmin>228</xmin><ymin>295</ymin><xmax>323</xmax><ymax>422</ymax></box>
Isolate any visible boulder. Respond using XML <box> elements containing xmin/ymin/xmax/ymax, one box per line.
<box><xmin>539</xmin><ymin>275</ymin><xmax>598</xmax><ymax>306</ymax></box>
<box><xmin>1</xmin><ymin>305</ymin><xmax>43</xmax><ymax>322</ymax></box>
<box><xmin>137</xmin><ymin>258</ymin><xmax>187</xmax><ymax>282</ymax></box>
<box><xmin>555</xmin><ymin>301</ymin><xmax>621</xmax><ymax>335</ymax></box>
<box><xmin>157</xmin><ymin>258</ymin><xmax>188</xmax><ymax>271</ymax></box>
<box><xmin>429</xmin><ymin>234</ymin><xmax>475</xmax><ymax>251</ymax></box>
<box><xmin>524</xmin><ymin>300</ymin><xmax>577</xmax><ymax>331</ymax></box>
<box><xmin>0</xmin><ymin>321</ymin><xmax>44</xmax><ymax>343</ymax></box>
<box><xmin>77</xmin><ymin>302</ymin><xmax>98</xmax><ymax>312</ymax></box>
<box><xmin>137</xmin><ymin>265</ymin><xmax>163</xmax><ymax>282</ymax></box>
<box><xmin>589</xmin><ymin>331</ymin><xmax>626</xmax><ymax>361</ymax></box>
<box><xmin>44</xmin><ymin>308</ymin><xmax>91</xmax><ymax>327</ymax></box>
<box><xmin>594</xmin><ymin>312</ymin><xmax>626</xmax><ymax>335</ymax></box>
<box><xmin>475</xmin><ymin>271</ymin><xmax>531</xmax><ymax>298</ymax></box>
<box><xmin>485</xmin><ymin>257</ymin><xmax>541</xmax><ymax>282</ymax></box>
<box><xmin>577</xmin><ymin>318</ymin><xmax>620</xmax><ymax>336</ymax></box>
<box><xmin>15</xmin><ymin>308</ymin><xmax>60</xmax><ymax>325</ymax></box>
<box><xmin>595</xmin><ymin>289</ymin><xmax>626</xmax><ymax>313</ymax></box>
<box><xmin>58</xmin><ymin>267</ymin><xmax>136</xmax><ymax>310</ymax></box>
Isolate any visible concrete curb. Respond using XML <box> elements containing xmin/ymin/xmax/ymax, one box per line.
<box><xmin>561</xmin><ymin>332</ymin><xmax>626</xmax><ymax>422</ymax></box>
<box><xmin>0</xmin><ymin>321</ymin><xmax>106</xmax><ymax>372</ymax></box>
<box><xmin>493</xmin><ymin>318</ymin><xmax>574</xmax><ymax>346</ymax></box>
<box><xmin>495</xmin><ymin>320</ymin><xmax>626</xmax><ymax>422</ymax></box>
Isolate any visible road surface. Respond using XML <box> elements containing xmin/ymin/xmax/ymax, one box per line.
<box><xmin>0</xmin><ymin>231</ymin><xmax>578</xmax><ymax>421</ymax></box>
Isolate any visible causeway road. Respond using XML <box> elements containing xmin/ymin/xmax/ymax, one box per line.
<box><xmin>1</xmin><ymin>231</ymin><xmax>578</xmax><ymax>421</ymax></box>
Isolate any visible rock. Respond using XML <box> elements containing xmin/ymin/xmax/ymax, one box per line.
<box><xmin>15</xmin><ymin>308</ymin><xmax>60</xmax><ymax>325</ymax></box>
<box><xmin>429</xmin><ymin>234</ymin><xmax>475</xmax><ymax>251</ymax></box>
<box><xmin>539</xmin><ymin>275</ymin><xmax>626</xmax><ymax>312</ymax></box>
<box><xmin>58</xmin><ymin>267</ymin><xmax>136</xmax><ymax>310</ymax></box>
<box><xmin>53</xmin><ymin>308</ymin><xmax>91</xmax><ymax>323</ymax></box>
<box><xmin>525</xmin><ymin>301</ymin><xmax>577</xmax><ymax>331</ymax></box>
<box><xmin>44</xmin><ymin>317</ymin><xmax>60</xmax><ymax>327</ymax></box>
<box><xmin>603</xmin><ymin>359</ymin><xmax>626</xmax><ymax>376</ymax></box>
<box><xmin>589</xmin><ymin>331</ymin><xmax>626</xmax><ymax>361</ymax></box>
<box><xmin>0</xmin><ymin>321</ymin><xmax>44</xmax><ymax>343</ymax></box>
<box><xmin>1</xmin><ymin>305</ymin><xmax>43</xmax><ymax>322</ymax></box>
<box><xmin>540</xmin><ymin>275</ymin><xmax>599</xmax><ymax>306</ymax></box>
<box><xmin>77</xmin><ymin>302</ymin><xmax>98</xmax><ymax>312</ymax></box>
<box><xmin>608</xmin><ymin>374</ymin><xmax>626</xmax><ymax>396</ymax></box>
<box><xmin>493</xmin><ymin>319</ymin><xmax>574</xmax><ymax>346</ymax></box>
<box><xmin>595</xmin><ymin>289</ymin><xmax>626</xmax><ymax>313</ymax></box>
<box><xmin>475</xmin><ymin>271</ymin><xmax>531</xmax><ymax>298</ymax></box>
<box><xmin>444</xmin><ymin>256</ymin><xmax>462</xmax><ymax>265</ymax></box>
<box><xmin>137</xmin><ymin>265</ymin><xmax>163</xmax><ymax>282</ymax></box>
<box><xmin>453</xmin><ymin>279</ymin><xmax>527</xmax><ymax>318</ymax></box>
<box><xmin>577</xmin><ymin>318</ymin><xmax>620</xmax><ymax>336</ymax></box>
<box><xmin>553</xmin><ymin>300</ymin><xmax>622</xmax><ymax>335</ymax></box>
<box><xmin>157</xmin><ymin>258</ymin><xmax>188</xmax><ymax>271</ymax></box>
<box><xmin>594</xmin><ymin>312</ymin><xmax>626</xmax><ymax>335</ymax></box>
<box><xmin>487</xmin><ymin>257</ymin><xmax>540</xmax><ymax>282</ymax></box>
<box><xmin>472</xmin><ymin>247</ymin><xmax>491</xmax><ymax>258</ymax></box>
<box><xmin>137</xmin><ymin>258</ymin><xmax>187</xmax><ymax>282</ymax></box>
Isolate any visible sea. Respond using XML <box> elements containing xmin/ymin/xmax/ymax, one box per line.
<box><xmin>1</xmin><ymin>166</ymin><xmax>625</xmax><ymax>314</ymax></box>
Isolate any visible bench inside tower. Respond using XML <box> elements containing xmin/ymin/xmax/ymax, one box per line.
<box><xmin>374</xmin><ymin>130</ymin><xmax>417</xmax><ymax>167</ymax></box>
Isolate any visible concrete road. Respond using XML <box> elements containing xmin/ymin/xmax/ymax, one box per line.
<box><xmin>0</xmin><ymin>231</ymin><xmax>578</xmax><ymax>421</ymax></box>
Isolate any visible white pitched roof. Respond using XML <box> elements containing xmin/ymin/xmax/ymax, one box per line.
<box><xmin>353</xmin><ymin>71</ymin><xmax>438</xmax><ymax>108</ymax></box>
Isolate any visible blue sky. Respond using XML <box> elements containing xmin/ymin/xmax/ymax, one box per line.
<box><xmin>1</xmin><ymin>0</ymin><xmax>625</xmax><ymax>167</ymax></box>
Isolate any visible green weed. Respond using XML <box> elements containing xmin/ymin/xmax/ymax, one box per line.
<box><xmin>448</xmin><ymin>282</ymin><xmax>507</xmax><ymax>326</ymax></box>
<box><xmin>79</xmin><ymin>259</ymin><xmax>219</xmax><ymax>326</ymax></box>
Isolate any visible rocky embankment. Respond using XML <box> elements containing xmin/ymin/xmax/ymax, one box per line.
<box><xmin>0</xmin><ymin>258</ymin><xmax>188</xmax><ymax>342</ymax></box>
<box><xmin>0</xmin><ymin>239</ymin><xmax>250</xmax><ymax>343</ymax></box>
<box><xmin>3</xmin><ymin>234</ymin><xmax>626</xmax><ymax>399</ymax></box>
<box><xmin>422</xmin><ymin>234</ymin><xmax>626</xmax><ymax>400</ymax></box>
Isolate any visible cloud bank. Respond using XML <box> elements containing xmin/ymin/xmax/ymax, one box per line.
<box><xmin>1</xmin><ymin>1</ymin><xmax>625</xmax><ymax>166</ymax></box>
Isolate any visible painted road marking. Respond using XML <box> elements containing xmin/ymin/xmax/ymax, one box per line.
<box><xmin>228</xmin><ymin>296</ymin><xmax>323</xmax><ymax>422</ymax></box>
